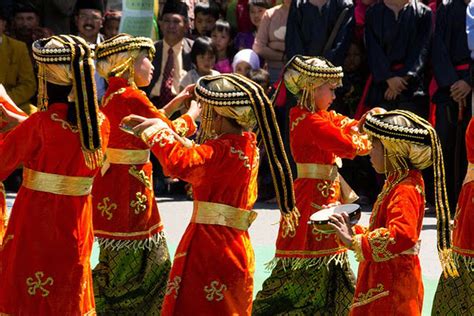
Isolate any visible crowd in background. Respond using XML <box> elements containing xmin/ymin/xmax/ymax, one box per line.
<box><xmin>0</xmin><ymin>0</ymin><xmax>472</xmax><ymax>211</ymax></box>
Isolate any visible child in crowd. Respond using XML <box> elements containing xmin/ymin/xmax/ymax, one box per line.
<box><xmin>180</xmin><ymin>36</ymin><xmax>220</xmax><ymax>90</ymax></box>
<box><xmin>102</xmin><ymin>10</ymin><xmax>122</xmax><ymax>39</ymax></box>
<box><xmin>232</xmin><ymin>48</ymin><xmax>260</xmax><ymax>77</ymax></box>
<box><xmin>235</xmin><ymin>0</ymin><xmax>270</xmax><ymax>50</ymax></box>
<box><xmin>211</xmin><ymin>19</ymin><xmax>234</xmax><ymax>73</ymax></box>
<box><xmin>191</xmin><ymin>2</ymin><xmax>220</xmax><ymax>38</ymax></box>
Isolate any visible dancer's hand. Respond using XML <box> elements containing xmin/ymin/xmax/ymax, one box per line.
<box><xmin>328</xmin><ymin>212</ymin><xmax>353</xmax><ymax>247</ymax></box>
<box><xmin>357</xmin><ymin>107</ymin><xmax>386</xmax><ymax>132</ymax></box>
<box><xmin>162</xmin><ymin>84</ymin><xmax>196</xmax><ymax>117</ymax></box>
<box><xmin>185</xmin><ymin>100</ymin><xmax>201</xmax><ymax>121</ymax></box>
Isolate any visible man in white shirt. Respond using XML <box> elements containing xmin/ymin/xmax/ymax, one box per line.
<box><xmin>145</xmin><ymin>1</ymin><xmax>193</xmax><ymax>109</ymax></box>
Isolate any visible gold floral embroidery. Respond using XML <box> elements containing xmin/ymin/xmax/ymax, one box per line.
<box><xmin>368</xmin><ymin>228</ymin><xmax>396</xmax><ymax>262</ymax></box>
<box><xmin>352</xmin><ymin>283</ymin><xmax>389</xmax><ymax>308</ymax></box>
<box><xmin>101</xmin><ymin>87</ymin><xmax>126</xmax><ymax>107</ymax></box>
<box><xmin>339</xmin><ymin>117</ymin><xmax>354</xmax><ymax>129</ymax></box>
<box><xmin>130</xmin><ymin>192</ymin><xmax>147</xmax><ymax>214</ymax></box>
<box><xmin>204</xmin><ymin>280</ymin><xmax>227</xmax><ymax>301</ymax></box>
<box><xmin>230</xmin><ymin>147</ymin><xmax>251</xmax><ymax>169</ymax></box>
<box><xmin>128</xmin><ymin>166</ymin><xmax>152</xmax><ymax>190</ymax></box>
<box><xmin>26</xmin><ymin>271</ymin><xmax>54</xmax><ymax>297</ymax></box>
<box><xmin>165</xmin><ymin>276</ymin><xmax>181</xmax><ymax>298</ymax></box>
<box><xmin>312</xmin><ymin>227</ymin><xmax>334</xmax><ymax>241</ymax></box>
<box><xmin>97</xmin><ymin>197</ymin><xmax>117</xmax><ymax>220</ymax></box>
<box><xmin>317</xmin><ymin>181</ymin><xmax>336</xmax><ymax>198</ymax></box>
<box><xmin>351</xmin><ymin>234</ymin><xmax>365</xmax><ymax>262</ymax></box>
<box><xmin>50</xmin><ymin>113</ymin><xmax>78</xmax><ymax>133</ymax></box>
<box><xmin>149</xmin><ymin>129</ymin><xmax>175</xmax><ymax>147</ymax></box>
<box><xmin>290</xmin><ymin>113</ymin><xmax>307</xmax><ymax>131</ymax></box>
<box><xmin>172</xmin><ymin>117</ymin><xmax>189</xmax><ymax>137</ymax></box>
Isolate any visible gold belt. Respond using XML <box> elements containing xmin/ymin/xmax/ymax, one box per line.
<box><xmin>296</xmin><ymin>163</ymin><xmax>339</xmax><ymax>181</ymax></box>
<box><xmin>191</xmin><ymin>201</ymin><xmax>257</xmax><ymax>231</ymax></box>
<box><xmin>22</xmin><ymin>168</ymin><xmax>93</xmax><ymax>196</ymax></box>
<box><xmin>463</xmin><ymin>163</ymin><xmax>474</xmax><ymax>185</ymax></box>
<box><xmin>106</xmin><ymin>148</ymin><xmax>150</xmax><ymax>164</ymax></box>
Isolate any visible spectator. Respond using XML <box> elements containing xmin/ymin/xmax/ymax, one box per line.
<box><xmin>231</xmin><ymin>48</ymin><xmax>260</xmax><ymax>77</ymax></box>
<box><xmin>0</xmin><ymin>9</ymin><xmax>36</xmax><ymax>114</ymax></box>
<box><xmin>211</xmin><ymin>19</ymin><xmax>234</xmax><ymax>73</ymax></box>
<box><xmin>360</xmin><ymin>0</ymin><xmax>432</xmax><ymax>119</ymax></box>
<box><xmin>75</xmin><ymin>0</ymin><xmax>106</xmax><ymax>101</ymax></box>
<box><xmin>38</xmin><ymin>0</ymin><xmax>77</xmax><ymax>35</ymax></box>
<box><xmin>285</xmin><ymin>0</ymin><xmax>354</xmax><ymax>66</ymax></box>
<box><xmin>146</xmin><ymin>0</ymin><xmax>193</xmax><ymax>109</ymax></box>
<box><xmin>11</xmin><ymin>3</ymin><xmax>40</xmax><ymax>49</ymax></box>
<box><xmin>102</xmin><ymin>9</ymin><xmax>121</xmax><ymax>39</ymax></box>
<box><xmin>432</xmin><ymin>0</ymin><xmax>471</xmax><ymax>209</ymax></box>
<box><xmin>253</xmin><ymin>0</ymin><xmax>290</xmax><ymax>83</ymax></box>
<box><xmin>234</xmin><ymin>0</ymin><xmax>270</xmax><ymax>50</ymax></box>
<box><xmin>191</xmin><ymin>2</ymin><xmax>220</xmax><ymax>38</ymax></box>
<box><xmin>179</xmin><ymin>36</ymin><xmax>220</xmax><ymax>90</ymax></box>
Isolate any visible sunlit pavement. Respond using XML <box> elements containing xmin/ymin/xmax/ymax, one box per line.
<box><xmin>6</xmin><ymin>194</ymin><xmax>440</xmax><ymax>315</ymax></box>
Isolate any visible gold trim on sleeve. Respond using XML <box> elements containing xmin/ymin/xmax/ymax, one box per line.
<box><xmin>368</xmin><ymin>228</ymin><xmax>396</xmax><ymax>262</ymax></box>
<box><xmin>351</xmin><ymin>234</ymin><xmax>365</xmax><ymax>262</ymax></box>
<box><xmin>106</xmin><ymin>148</ymin><xmax>150</xmax><ymax>165</ymax></box>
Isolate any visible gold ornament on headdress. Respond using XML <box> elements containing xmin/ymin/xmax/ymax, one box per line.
<box><xmin>33</xmin><ymin>35</ymin><xmax>103</xmax><ymax>170</ymax></box>
<box><xmin>278</xmin><ymin>55</ymin><xmax>343</xmax><ymax>112</ymax></box>
<box><xmin>95</xmin><ymin>33</ymin><xmax>155</xmax><ymax>88</ymax></box>
<box><xmin>364</xmin><ymin>110</ymin><xmax>458</xmax><ymax>278</ymax></box>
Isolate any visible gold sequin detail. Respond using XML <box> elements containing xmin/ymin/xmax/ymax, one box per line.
<box><xmin>130</xmin><ymin>192</ymin><xmax>147</xmax><ymax>214</ymax></box>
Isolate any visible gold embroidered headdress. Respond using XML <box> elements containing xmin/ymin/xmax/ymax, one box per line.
<box><xmin>95</xmin><ymin>33</ymin><xmax>155</xmax><ymax>87</ymax></box>
<box><xmin>195</xmin><ymin>73</ymin><xmax>300</xmax><ymax>232</ymax></box>
<box><xmin>364</xmin><ymin>110</ymin><xmax>458</xmax><ymax>278</ymax></box>
<box><xmin>33</xmin><ymin>34</ymin><xmax>103</xmax><ymax>169</ymax></box>
<box><xmin>278</xmin><ymin>55</ymin><xmax>343</xmax><ymax>112</ymax></box>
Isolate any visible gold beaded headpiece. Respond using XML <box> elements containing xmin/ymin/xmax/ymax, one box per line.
<box><xmin>95</xmin><ymin>33</ymin><xmax>155</xmax><ymax>86</ymax></box>
<box><xmin>33</xmin><ymin>35</ymin><xmax>104</xmax><ymax>170</ymax></box>
<box><xmin>275</xmin><ymin>55</ymin><xmax>343</xmax><ymax>112</ymax></box>
<box><xmin>364</xmin><ymin>110</ymin><xmax>458</xmax><ymax>278</ymax></box>
<box><xmin>195</xmin><ymin>73</ymin><xmax>300</xmax><ymax>232</ymax></box>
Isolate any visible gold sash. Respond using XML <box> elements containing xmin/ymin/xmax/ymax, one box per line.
<box><xmin>296</xmin><ymin>163</ymin><xmax>338</xmax><ymax>181</ymax></box>
<box><xmin>296</xmin><ymin>163</ymin><xmax>358</xmax><ymax>203</ymax></box>
<box><xmin>106</xmin><ymin>148</ymin><xmax>150</xmax><ymax>165</ymax></box>
<box><xmin>192</xmin><ymin>201</ymin><xmax>257</xmax><ymax>231</ymax></box>
<box><xmin>463</xmin><ymin>163</ymin><xmax>474</xmax><ymax>185</ymax></box>
<box><xmin>22</xmin><ymin>168</ymin><xmax>93</xmax><ymax>196</ymax></box>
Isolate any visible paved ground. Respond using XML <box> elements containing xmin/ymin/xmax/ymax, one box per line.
<box><xmin>6</xmin><ymin>194</ymin><xmax>441</xmax><ymax>315</ymax></box>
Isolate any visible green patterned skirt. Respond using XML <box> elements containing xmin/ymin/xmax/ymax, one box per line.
<box><xmin>252</xmin><ymin>255</ymin><xmax>356</xmax><ymax>316</ymax></box>
<box><xmin>92</xmin><ymin>234</ymin><xmax>171</xmax><ymax>315</ymax></box>
<box><xmin>432</xmin><ymin>255</ymin><xmax>474</xmax><ymax>315</ymax></box>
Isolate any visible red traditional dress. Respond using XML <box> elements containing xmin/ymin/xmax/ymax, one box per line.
<box><xmin>91</xmin><ymin>77</ymin><xmax>196</xmax><ymax>313</ymax></box>
<box><xmin>253</xmin><ymin>107</ymin><xmax>370</xmax><ymax>315</ymax></box>
<box><xmin>350</xmin><ymin>170</ymin><xmax>425</xmax><ymax>315</ymax></box>
<box><xmin>0</xmin><ymin>103</ymin><xmax>109</xmax><ymax>315</ymax></box>
<box><xmin>432</xmin><ymin>117</ymin><xmax>474</xmax><ymax>314</ymax></box>
<box><xmin>142</xmin><ymin>125</ymin><xmax>259</xmax><ymax>316</ymax></box>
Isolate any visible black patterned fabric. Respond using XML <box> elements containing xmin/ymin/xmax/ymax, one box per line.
<box><xmin>92</xmin><ymin>239</ymin><xmax>171</xmax><ymax>315</ymax></box>
<box><xmin>252</xmin><ymin>260</ymin><xmax>355</xmax><ymax>315</ymax></box>
<box><xmin>432</xmin><ymin>264</ymin><xmax>474</xmax><ymax>316</ymax></box>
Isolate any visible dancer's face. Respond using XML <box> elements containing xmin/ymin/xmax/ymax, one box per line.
<box><xmin>134</xmin><ymin>53</ymin><xmax>154</xmax><ymax>87</ymax></box>
<box><xmin>313</xmin><ymin>83</ymin><xmax>336</xmax><ymax>111</ymax></box>
<box><xmin>370</xmin><ymin>138</ymin><xmax>385</xmax><ymax>174</ymax></box>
